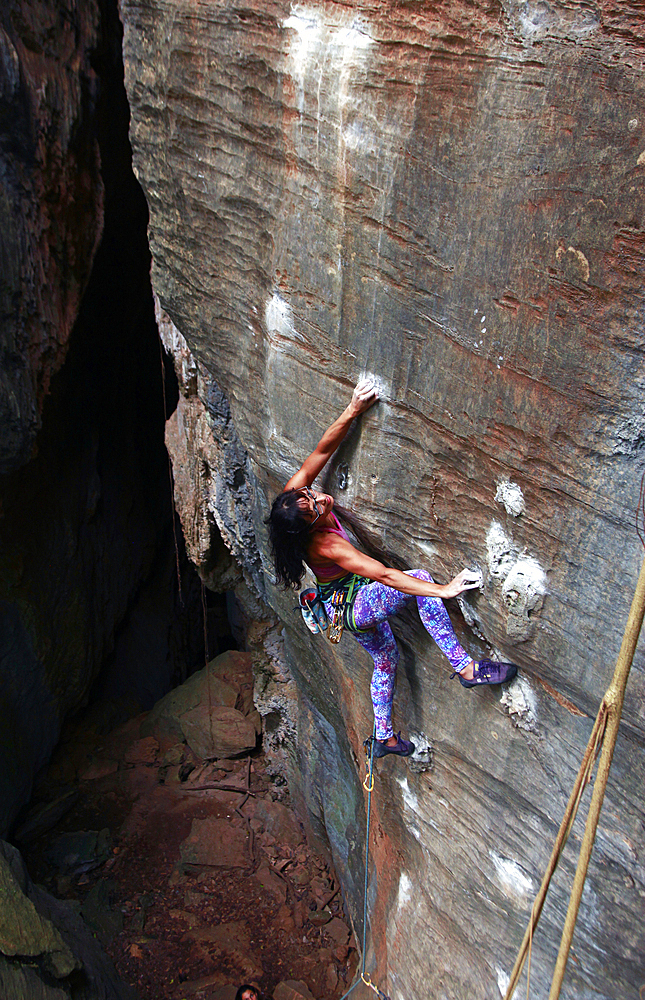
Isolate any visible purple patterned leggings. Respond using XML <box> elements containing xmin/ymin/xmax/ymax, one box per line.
<box><xmin>349</xmin><ymin>570</ymin><xmax>472</xmax><ymax>741</ymax></box>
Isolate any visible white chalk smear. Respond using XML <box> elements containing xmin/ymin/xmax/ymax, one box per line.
<box><xmin>500</xmin><ymin>675</ymin><xmax>537</xmax><ymax>731</ymax></box>
<box><xmin>265</xmin><ymin>292</ymin><xmax>301</xmax><ymax>341</ymax></box>
<box><xmin>396</xmin><ymin>775</ymin><xmax>418</xmax><ymax>813</ymax></box>
<box><xmin>284</xmin><ymin>9</ymin><xmax>372</xmax><ymax>101</ymax></box>
<box><xmin>397</xmin><ymin>873</ymin><xmax>412</xmax><ymax>910</ymax></box>
<box><xmin>496</xmin><ymin>968</ymin><xmax>515</xmax><ymax>998</ymax></box>
<box><xmin>495</xmin><ymin>479</ymin><xmax>525</xmax><ymax>517</ymax></box>
<box><xmin>360</xmin><ymin>370</ymin><xmax>391</xmax><ymax>403</ymax></box>
<box><xmin>490</xmin><ymin>852</ymin><xmax>534</xmax><ymax>904</ymax></box>
<box><xmin>284</xmin><ymin>11</ymin><xmax>322</xmax><ymax>79</ymax></box>
<box><xmin>502</xmin><ymin>555</ymin><xmax>546</xmax><ymax>607</ymax></box>
<box><xmin>486</xmin><ymin>522</ymin><xmax>516</xmax><ymax>579</ymax></box>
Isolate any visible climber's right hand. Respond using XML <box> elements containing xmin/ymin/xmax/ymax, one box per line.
<box><xmin>350</xmin><ymin>377</ymin><xmax>379</xmax><ymax>416</ymax></box>
<box><xmin>443</xmin><ymin>568</ymin><xmax>482</xmax><ymax>598</ymax></box>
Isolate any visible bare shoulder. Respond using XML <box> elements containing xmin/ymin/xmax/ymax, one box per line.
<box><xmin>307</xmin><ymin>530</ymin><xmax>338</xmax><ymax>557</ymax></box>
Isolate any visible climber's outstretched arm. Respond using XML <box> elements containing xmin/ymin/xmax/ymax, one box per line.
<box><xmin>284</xmin><ymin>377</ymin><xmax>378</xmax><ymax>491</ymax></box>
<box><xmin>308</xmin><ymin>530</ymin><xmax>481</xmax><ymax>598</ymax></box>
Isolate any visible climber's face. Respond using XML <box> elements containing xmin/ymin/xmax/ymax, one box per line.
<box><xmin>293</xmin><ymin>487</ymin><xmax>332</xmax><ymax>525</ymax></box>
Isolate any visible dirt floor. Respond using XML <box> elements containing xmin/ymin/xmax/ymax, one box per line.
<box><xmin>19</xmin><ymin>712</ymin><xmax>359</xmax><ymax>1000</ymax></box>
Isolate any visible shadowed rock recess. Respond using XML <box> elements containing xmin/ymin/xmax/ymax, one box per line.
<box><xmin>1</xmin><ymin>0</ymin><xmax>644</xmax><ymax>998</ymax></box>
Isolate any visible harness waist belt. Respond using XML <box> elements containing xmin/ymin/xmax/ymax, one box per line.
<box><xmin>317</xmin><ymin>573</ymin><xmax>372</xmax><ymax>634</ymax></box>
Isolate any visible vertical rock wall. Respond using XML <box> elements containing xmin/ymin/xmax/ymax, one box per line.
<box><xmin>118</xmin><ymin>2</ymin><xmax>645</xmax><ymax>998</ymax></box>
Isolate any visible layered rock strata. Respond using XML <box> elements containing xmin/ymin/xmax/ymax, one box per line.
<box><xmin>117</xmin><ymin>1</ymin><xmax>644</xmax><ymax>997</ymax></box>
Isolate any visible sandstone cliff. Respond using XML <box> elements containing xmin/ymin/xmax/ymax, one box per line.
<box><xmin>120</xmin><ymin>2</ymin><xmax>645</xmax><ymax>997</ymax></box>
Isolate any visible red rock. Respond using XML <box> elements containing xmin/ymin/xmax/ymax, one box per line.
<box><xmin>180</xmin><ymin>705</ymin><xmax>257</xmax><ymax>760</ymax></box>
<box><xmin>179</xmin><ymin>817</ymin><xmax>249</xmax><ymax>869</ymax></box>
<box><xmin>172</xmin><ymin>972</ymin><xmax>229</xmax><ymax>995</ymax></box>
<box><xmin>324</xmin><ymin>917</ymin><xmax>350</xmax><ymax>947</ymax></box>
<box><xmin>251</xmin><ymin>862</ymin><xmax>287</xmax><ymax>905</ymax></box>
<box><xmin>123</xmin><ymin>737</ymin><xmax>159</xmax><ymax>765</ymax></box>
<box><xmin>324</xmin><ymin>964</ymin><xmax>339</xmax><ymax>992</ymax></box>
<box><xmin>276</xmin><ymin>903</ymin><xmax>295</xmax><ymax>933</ymax></box>
<box><xmin>308</xmin><ymin>908</ymin><xmax>332</xmax><ymax>927</ymax></box>
<box><xmin>273</xmin><ymin>982</ymin><xmax>318</xmax><ymax>1000</ymax></box>
<box><xmin>208</xmin><ymin>651</ymin><xmax>256</xmax><ymax>716</ymax></box>
<box><xmin>209</xmin><ymin>989</ymin><xmax>239</xmax><ymax>1000</ymax></box>
<box><xmin>246</xmin><ymin>799</ymin><xmax>303</xmax><ymax>849</ymax></box>
<box><xmin>293</xmin><ymin>901</ymin><xmax>306</xmax><ymax>929</ymax></box>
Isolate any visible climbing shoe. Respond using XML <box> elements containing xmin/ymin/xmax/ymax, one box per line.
<box><xmin>453</xmin><ymin>659</ymin><xmax>517</xmax><ymax>688</ymax></box>
<box><xmin>372</xmin><ymin>732</ymin><xmax>416</xmax><ymax>759</ymax></box>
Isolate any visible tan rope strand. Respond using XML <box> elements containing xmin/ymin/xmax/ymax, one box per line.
<box><xmin>548</xmin><ymin>555</ymin><xmax>645</xmax><ymax>1000</ymax></box>
<box><xmin>503</xmin><ymin>705</ymin><xmax>607</xmax><ymax>1000</ymax></box>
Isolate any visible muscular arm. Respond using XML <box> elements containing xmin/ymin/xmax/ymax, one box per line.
<box><xmin>284</xmin><ymin>378</ymin><xmax>377</xmax><ymax>491</ymax></box>
<box><xmin>309</xmin><ymin>533</ymin><xmax>481</xmax><ymax>599</ymax></box>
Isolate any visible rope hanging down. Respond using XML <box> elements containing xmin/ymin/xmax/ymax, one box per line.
<box><xmin>504</xmin><ymin>554</ymin><xmax>645</xmax><ymax>1000</ymax></box>
<box><xmin>338</xmin><ymin>728</ymin><xmax>392</xmax><ymax>1000</ymax></box>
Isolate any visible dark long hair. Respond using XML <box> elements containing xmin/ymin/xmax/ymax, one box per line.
<box><xmin>265</xmin><ymin>491</ymin><xmax>407</xmax><ymax>590</ymax></box>
<box><xmin>265</xmin><ymin>488</ymin><xmax>312</xmax><ymax>588</ymax></box>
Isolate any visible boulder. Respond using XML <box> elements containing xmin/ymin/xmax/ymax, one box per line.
<box><xmin>324</xmin><ymin>917</ymin><xmax>351</xmax><ymax>947</ymax></box>
<box><xmin>251</xmin><ymin>862</ymin><xmax>287</xmax><ymax>905</ymax></box>
<box><xmin>180</xmin><ymin>705</ymin><xmax>258</xmax><ymax>760</ymax></box>
<box><xmin>46</xmin><ymin>829</ymin><xmax>112</xmax><ymax>876</ymax></box>
<box><xmin>0</xmin><ymin>840</ymin><xmax>136</xmax><ymax>999</ymax></box>
<box><xmin>209</xmin><ymin>650</ymin><xmax>257</xmax><ymax>716</ymax></box>
<box><xmin>247</xmin><ymin>798</ymin><xmax>304</xmax><ymax>849</ymax></box>
<box><xmin>0</xmin><ymin>852</ymin><xmax>78</xmax><ymax>978</ymax></box>
<box><xmin>273</xmin><ymin>981</ymin><xmax>317</xmax><ymax>1000</ymax></box>
<box><xmin>144</xmin><ymin>651</ymin><xmax>260</xmax><ymax>758</ymax></box>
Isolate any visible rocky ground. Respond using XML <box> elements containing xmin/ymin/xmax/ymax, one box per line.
<box><xmin>16</xmin><ymin>653</ymin><xmax>358</xmax><ymax>1000</ymax></box>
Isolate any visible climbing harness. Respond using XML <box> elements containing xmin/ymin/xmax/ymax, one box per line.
<box><xmin>318</xmin><ymin>573</ymin><xmax>373</xmax><ymax>638</ymax></box>
<box><xmin>299</xmin><ymin>574</ymin><xmax>372</xmax><ymax>642</ymax></box>
<box><xmin>503</xmin><ymin>553</ymin><xmax>645</xmax><ymax>1000</ymax></box>
<box><xmin>337</xmin><ymin>728</ymin><xmax>391</xmax><ymax>1000</ymax></box>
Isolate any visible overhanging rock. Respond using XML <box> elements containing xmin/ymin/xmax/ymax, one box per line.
<box><xmin>121</xmin><ymin>2</ymin><xmax>645</xmax><ymax>996</ymax></box>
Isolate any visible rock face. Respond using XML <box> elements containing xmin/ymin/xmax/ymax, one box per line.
<box><xmin>0</xmin><ymin>0</ymin><xmax>104</xmax><ymax>474</ymax></box>
<box><xmin>0</xmin><ymin>840</ymin><xmax>135</xmax><ymax>999</ymax></box>
<box><xmin>120</xmin><ymin>1</ymin><xmax>644</xmax><ymax>997</ymax></box>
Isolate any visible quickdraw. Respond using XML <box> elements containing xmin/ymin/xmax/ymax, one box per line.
<box><xmin>328</xmin><ymin>588</ymin><xmax>346</xmax><ymax>643</ymax></box>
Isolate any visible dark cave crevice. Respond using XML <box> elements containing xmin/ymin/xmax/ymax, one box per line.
<box><xmin>0</xmin><ymin>0</ymin><xmax>237</xmax><ymax>835</ymax></box>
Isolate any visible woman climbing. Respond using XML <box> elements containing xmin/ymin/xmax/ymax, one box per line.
<box><xmin>266</xmin><ymin>378</ymin><xmax>517</xmax><ymax>759</ymax></box>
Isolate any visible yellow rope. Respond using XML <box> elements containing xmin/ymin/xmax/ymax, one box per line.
<box><xmin>504</xmin><ymin>556</ymin><xmax>645</xmax><ymax>1000</ymax></box>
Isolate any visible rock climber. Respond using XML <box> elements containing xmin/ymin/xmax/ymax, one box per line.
<box><xmin>266</xmin><ymin>378</ymin><xmax>517</xmax><ymax>759</ymax></box>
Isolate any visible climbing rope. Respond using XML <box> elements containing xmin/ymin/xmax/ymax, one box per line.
<box><xmin>504</xmin><ymin>553</ymin><xmax>645</xmax><ymax>1000</ymax></box>
<box><xmin>338</xmin><ymin>727</ymin><xmax>392</xmax><ymax>1000</ymax></box>
<box><xmin>158</xmin><ymin>334</ymin><xmax>183</xmax><ymax>606</ymax></box>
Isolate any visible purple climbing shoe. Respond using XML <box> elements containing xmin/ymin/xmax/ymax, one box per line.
<box><xmin>453</xmin><ymin>659</ymin><xmax>517</xmax><ymax>688</ymax></box>
<box><xmin>372</xmin><ymin>732</ymin><xmax>416</xmax><ymax>759</ymax></box>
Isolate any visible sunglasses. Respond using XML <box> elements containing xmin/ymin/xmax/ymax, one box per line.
<box><xmin>294</xmin><ymin>487</ymin><xmax>323</xmax><ymax>526</ymax></box>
